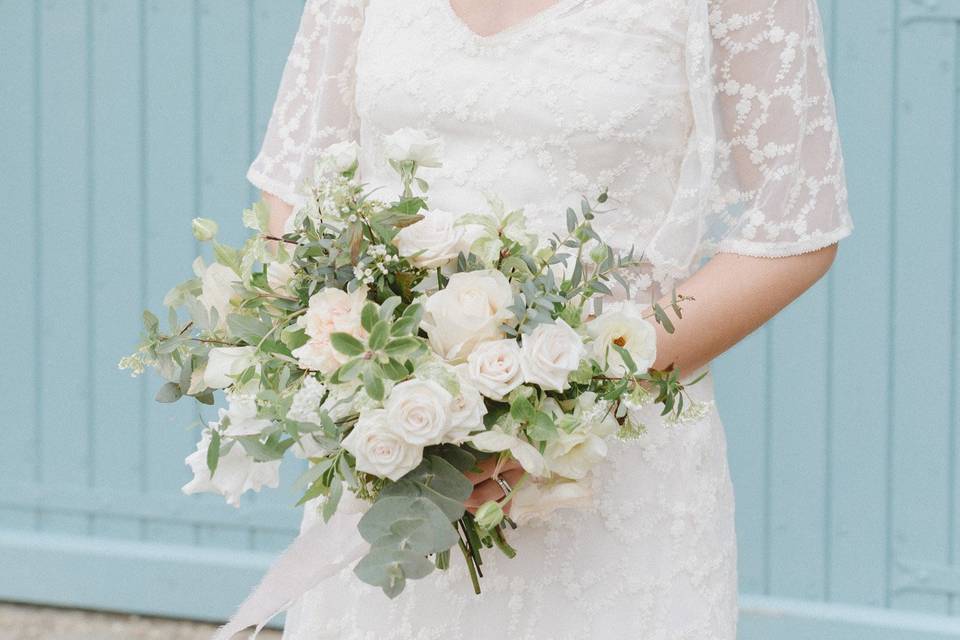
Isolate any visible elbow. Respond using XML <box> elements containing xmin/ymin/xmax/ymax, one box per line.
<box><xmin>808</xmin><ymin>242</ymin><xmax>839</xmax><ymax>284</ymax></box>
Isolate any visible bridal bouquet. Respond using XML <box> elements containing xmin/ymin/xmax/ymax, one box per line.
<box><xmin>121</xmin><ymin>129</ymin><xmax>701</xmax><ymax>598</ymax></box>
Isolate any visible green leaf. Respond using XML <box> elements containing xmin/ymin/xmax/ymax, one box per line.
<box><xmin>361</xmin><ymin>302</ymin><xmax>379</xmax><ymax>333</ymax></box>
<box><xmin>206</xmin><ymin>430</ymin><xmax>221</xmax><ymax>477</ymax></box>
<box><xmin>364</xmin><ymin>368</ymin><xmax>385</xmax><ymax>402</ymax></box>
<box><xmin>368</xmin><ymin>320</ymin><xmax>390</xmax><ymax>351</ymax></box>
<box><xmin>322</xmin><ymin>479</ymin><xmax>343</xmax><ymax>523</ymax></box>
<box><xmin>330</xmin><ymin>332</ymin><xmax>366</xmax><ymax>357</ymax></box>
<box><xmin>509</xmin><ymin>394</ymin><xmax>536</xmax><ymax>422</ymax></box>
<box><xmin>381</xmin><ymin>357</ymin><xmax>410</xmax><ymax>381</ymax></box>
<box><xmin>155</xmin><ymin>382</ymin><xmax>183</xmax><ymax>403</ymax></box>
<box><xmin>212</xmin><ymin>241</ymin><xmax>241</xmax><ymax>274</ymax></box>
<box><xmin>566</xmin><ymin>207</ymin><xmax>577</xmax><ymax>232</ymax></box>
<box><xmin>652</xmin><ymin>303</ymin><xmax>675</xmax><ymax>334</ymax></box>
<box><xmin>612</xmin><ymin>343</ymin><xmax>638</xmax><ymax>374</ymax></box>
<box><xmin>353</xmin><ymin>545</ymin><xmax>434</xmax><ymax>599</ymax></box>
<box><xmin>384</xmin><ymin>336</ymin><xmax>421</xmax><ymax>358</ymax></box>
<box><xmin>379</xmin><ymin>296</ymin><xmax>402</xmax><ymax>321</ymax></box>
<box><xmin>227</xmin><ymin>314</ymin><xmax>272</xmax><ymax>343</ymax></box>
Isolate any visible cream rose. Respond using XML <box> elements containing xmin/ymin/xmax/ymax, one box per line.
<box><xmin>394</xmin><ymin>209</ymin><xmax>465</xmax><ymax>269</ymax></box>
<box><xmin>465</xmin><ymin>339</ymin><xmax>525</xmax><ymax>401</ymax></box>
<box><xmin>291</xmin><ymin>286</ymin><xmax>368</xmax><ymax>374</ymax></box>
<box><xmin>421</xmin><ymin>270</ymin><xmax>515</xmax><ymax>361</ymax></box>
<box><xmin>182</xmin><ymin>428</ymin><xmax>281</xmax><ymax>508</ymax></box>
<box><xmin>382</xmin><ymin>128</ymin><xmax>443</xmax><ymax>168</ymax></box>
<box><xmin>204</xmin><ymin>346</ymin><xmax>257</xmax><ymax>389</ymax></box>
<box><xmin>220</xmin><ymin>392</ymin><xmax>272</xmax><ymax>436</ymax></box>
<box><xmin>385</xmin><ymin>378</ymin><xmax>455</xmax><ymax>446</ymax></box>
<box><xmin>342</xmin><ymin>409</ymin><xmax>423</xmax><ymax>481</ymax></box>
<box><xmin>445</xmin><ymin>367</ymin><xmax>488</xmax><ymax>443</ymax></box>
<box><xmin>520</xmin><ymin>319</ymin><xmax>585</xmax><ymax>391</ymax></box>
<box><xmin>198</xmin><ymin>262</ymin><xmax>240</xmax><ymax>329</ymax></box>
<box><xmin>587</xmin><ymin>301</ymin><xmax>657</xmax><ymax>376</ymax></box>
<box><xmin>266</xmin><ymin>260</ymin><xmax>296</xmax><ymax>294</ymax></box>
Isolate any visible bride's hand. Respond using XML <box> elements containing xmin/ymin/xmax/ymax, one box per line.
<box><xmin>464</xmin><ymin>456</ymin><xmax>525</xmax><ymax>515</ymax></box>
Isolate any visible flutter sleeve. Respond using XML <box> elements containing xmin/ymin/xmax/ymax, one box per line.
<box><xmin>247</xmin><ymin>0</ymin><xmax>366</xmax><ymax>207</ymax></box>
<box><xmin>647</xmin><ymin>0</ymin><xmax>854</xmax><ymax>278</ymax></box>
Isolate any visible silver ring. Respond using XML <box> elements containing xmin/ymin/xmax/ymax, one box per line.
<box><xmin>493</xmin><ymin>475</ymin><xmax>512</xmax><ymax>497</ymax></box>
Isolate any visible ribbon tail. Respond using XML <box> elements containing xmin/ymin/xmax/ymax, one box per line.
<box><xmin>211</xmin><ymin>518</ymin><xmax>368</xmax><ymax>640</ymax></box>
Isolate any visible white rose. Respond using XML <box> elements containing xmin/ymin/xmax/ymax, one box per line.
<box><xmin>543</xmin><ymin>392</ymin><xmax>618</xmax><ymax>480</ymax></box>
<box><xmin>204</xmin><ymin>346</ymin><xmax>257</xmax><ymax>389</ymax></box>
<box><xmin>521</xmin><ymin>319</ymin><xmax>585</xmax><ymax>391</ymax></box>
<box><xmin>342</xmin><ymin>409</ymin><xmax>423</xmax><ymax>481</ymax></box>
<box><xmin>385</xmin><ymin>378</ymin><xmax>454</xmax><ymax>446</ymax></box>
<box><xmin>317</xmin><ymin>140</ymin><xmax>360</xmax><ymax>174</ymax></box>
<box><xmin>421</xmin><ymin>270</ymin><xmax>515</xmax><ymax>361</ymax></box>
<box><xmin>470</xmin><ymin>427</ymin><xmax>548</xmax><ymax>478</ymax></box>
<box><xmin>291</xmin><ymin>286</ymin><xmax>368</xmax><ymax>374</ymax></box>
<box><xmin>382</xmin><ymin>128</ymin><xmax>443</xmax><ymax>167</ymax></box>
<box><xmin>198</xmin><ymin>262</ymin><xmax>240</xmax><ymax>329</ymax></box>
<box><xmin>509</xmin><ymin>477</ymin><xmax>594</xmax><ymax>526</ymax></box>
<box><xmin>465</xmin><ymin>339</ymin><xmax>524</xmax><ymax>401</ymax></box>
<box><xmin>221</xmin><ymin>392</ymin><xmax>272</xmax><ymax>436</ymax></box>
<box><xmin>182</xmin><ymin>428</ymin><xmax>281</xmax><ymax>508</ymax></box>
<box><xmin>587</xmin><ymin>301</ymin><xmax>657</xmax><ymax>376</ymax></box>
<box><xmin>394</xmin><ymin>209</ymin><xmax>465</xmax><ymax>269</ymax></box>
<box><xmin>446</xmin><ymin>366</ymin><xmax>487</xmax><ymax>443</ymax></box>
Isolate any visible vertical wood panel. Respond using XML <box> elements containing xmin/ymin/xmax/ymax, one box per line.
<box><xmin>142</xmin><ymin>0</ymin><xmax>203</xmax><ymax>545</ymax></box>
<box><xmin>89</xmin><ymin>0</ymin><xmax>147</xmax><ymax>540</ymax></box>
<box><xmin>827</xmin><ymin>0</ymin><xmax>896</xmax><ymax>608</ymax></box>
<box><xmin>37</xmin><ymin>0</ymin><xmax>92</xmax><ymax>534</ymax></box>
<box><xmin>0</xmin><ymin>0</ymin><xmax>41</xmax><ymax>532</ymax></box>
<box><xmin>891</xmin><ymin>17</ymin><xmax>956</xmax><ymax>615</ymax></box>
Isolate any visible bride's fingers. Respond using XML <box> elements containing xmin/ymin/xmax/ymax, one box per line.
<box><xmin>463</xmin><ymin>455</ymin><xmax>523</xmax><ymax>486</ymax></box>
<box><xmin>464</xmin><ymin>468</ymin><xmax>526</xmax><ymax>513</ymax></box>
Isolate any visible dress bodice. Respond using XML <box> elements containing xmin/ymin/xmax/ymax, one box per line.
<box><xmin>355</xmin><ymin>0</ymin><xmax>694</xmax><ymax>272</ymax></box>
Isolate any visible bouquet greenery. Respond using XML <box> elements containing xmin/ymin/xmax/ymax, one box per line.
<box><xmin>122</xmin><ymin>128</ymin><xmax>702</xmax><ymax>598</ymax></box>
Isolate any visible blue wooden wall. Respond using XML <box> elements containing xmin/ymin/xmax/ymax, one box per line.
<box><xmin>0</xmin><ymin>1</ymin><xmax>958</xmax><ymax>637</ymax></box>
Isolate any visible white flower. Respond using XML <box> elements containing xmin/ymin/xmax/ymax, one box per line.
<box><xmin>587</xmin><ymin>302</ymin><xmax>658</xmax><ymax>376</ymax></box>
<box><xmin>342</xmin><ymin>409</ymin><xmax>422</xmax><ymax>481</ymax></box>
<box><xmin>198</xmin><ymin>263</ymin><xmax>240</xmax><ymax>329</ymax></box>
<box><xmin>291</xmin><ymin>286</ymin><xmax>368</xmax><ymax>374</ymax></box>
<box><xmin>266</xmin><ymin>260</ymin><xmax>296</xmax><ymax>294</ymax></box>
<box><xmin>394</xmin><ymin>209</ymin><xmax>465</xmax><ymax>269</ymax></box>
<box><xmin>509</xmin><ymin>477</ymin><xmax>594</xmax><ymax>526</ymax></box>
<box><xmin>287</xmin><ymin>376</ymin><xmax>327</xmax><ymax>426</ymax></box>
<box><xmin>382</xmin><ymin>128</ymin><xmax>443</xmax><ymax>168</ymax></box>
<box><xmin>317</xmin><ymin>140</ymin><xmax>360</xmax><ymax>174</ymax></box>
<box><xmin>543</xmin><ymin>393</ymin><xmax>618</xmax><ymax>480</ymax></box>
<box><xmin>204</xmin><ymin>346</ymin><xmax>257</xmax><ymax>389</ymax></box>
<box><xmin>446</xmin><ymin>366</ymin><xmax>487</xmax><ymax>443</ymax></box>
<box><xmin>470</xmin><ymin>428</ymin><xmax>548</xmax><ymax>478</ymax></box>
<box><xmin>182</xmin><ymin>428</ymin><xmax>280</xmax><ymax>508</ymax></box>
<box><xmin>421</xmin><ymin>270</ymin><xmax>515</xmax><ymax>361</ymax></box>
<box><xmin>385</xmin><ymin>378</ymin><xmax>454</xmax><ymax>446</ymax></box>
<box><xmin>465</xmin><ymin>339</ymin><xmax>524</xmax><ymax>401</ymax></box>
<box><xmin>520</xmin><ymin>319</ymin><xmax>585</xmax><ymax>391</ymax></box>
<box><xmin>221</xmin><ymin>392</ymin><xmax>272</xmax><ymax>436</ymax></box>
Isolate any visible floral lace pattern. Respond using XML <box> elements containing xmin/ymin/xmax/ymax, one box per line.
<box><xmin>246</xmin><ymin>1</ymin><xmax>854</xmax><ymax>637</ymax></box>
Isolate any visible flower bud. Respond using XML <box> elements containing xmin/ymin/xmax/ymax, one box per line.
<box><xmin>474</xmin><ymin>500</ymin><xmax>505</xmax><ymax>530</ymax></box>
<box><xmin>192</xmin><ymin>217</ymin><xmax>219</xmax><ymax>242</ymax></box>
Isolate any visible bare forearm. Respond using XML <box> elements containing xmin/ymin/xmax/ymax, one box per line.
<box><xmin>262</xmin><ymin>190</ymin><xmax>294</xmax><ymax>238</ymax></box>
<box><xmin>651</xmin><ymin>245</ymin><xmax>839</xmax><ymax>375</ymax></box>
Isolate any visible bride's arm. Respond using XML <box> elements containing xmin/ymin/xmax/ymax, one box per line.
<box><xmin>262</xmin><ymin>191</ymin><xmax>294</xmax><ymax>238</ymax></box>
<box><xmin>652</xmin><ymin>245</ymin><xmax>838</xmax><ymax>375</ymax></box>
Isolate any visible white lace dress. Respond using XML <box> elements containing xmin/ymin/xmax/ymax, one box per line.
<box><xmin>246</xmin><ymin>1</ymin><xmax>853</xmax><ymax>638</ymax></box>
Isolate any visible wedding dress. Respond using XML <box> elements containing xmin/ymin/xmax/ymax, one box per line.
<box><xmin>246</xmin><ymin>1</ymin><xmax>853</xmax><ymax>638</ymax></box>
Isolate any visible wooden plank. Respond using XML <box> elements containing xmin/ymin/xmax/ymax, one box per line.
<box><xmin>142</xmin><ymin>0</ymin><xmax>204</xmax><ymax>546</ymax></box>
<box><xmin>826</xmin><ymin>0</ymin><xmax>896</xmax><ymax>608</ymax></box>
<box><xmin>714</xmin><ymin>328</ymin><xmax>770</xmax><ymax>595</ymax></box>
<box><xmin>36</xmin><ymin>0</ymin><xmax>93</xmax><ymax>535</ymax></box>
<box><xmin>890</xmin><ymin>17</ymin><xmax>956</xmax><ymax>615</ymax></box>
<box><xmin>87</xmin><ymin>0</ymin><xmax>148</xmax><ymax>541</ymax></box>
<box><xmin>0</xmin><ymin>0</ymin><xmax>41</xmax><ymax>533</ymax></box>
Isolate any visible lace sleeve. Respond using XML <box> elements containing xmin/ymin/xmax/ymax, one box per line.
<box><xmin>648</xmin><ymin>0</ymin><xmax>853</xmax><ymax>279</ymax></box>
<box><xmin>247</xmin><ymin>0</ymin><xmax>366</xmax><ymax>207</ymax></box>
<box><xmin>708</xmin><ymin>0</ymin><xmax>853</xmax><ymax>257</ymax></box>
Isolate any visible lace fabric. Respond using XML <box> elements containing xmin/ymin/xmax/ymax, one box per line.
<box><xmin>245</xmin><ymin>1</ymin><xmax>854</xmax><ymax>637</ymax></box>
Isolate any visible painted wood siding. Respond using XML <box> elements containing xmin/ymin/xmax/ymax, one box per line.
<box><xmin>0</xmin><ymin>1</ymin><xmax>958</xmax><ymax>636</ymax></box>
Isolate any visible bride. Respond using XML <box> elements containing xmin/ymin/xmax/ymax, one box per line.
<box><xmin>245</xmin><ymin>0</ymin><xmax>853</xmax><ymax>638</ymax></box>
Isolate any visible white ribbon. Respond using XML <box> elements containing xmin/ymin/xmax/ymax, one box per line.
<box><xmin>211</xmin><ymin>518</ymin><xmax>368</xmax><ymax>640</ymax></box>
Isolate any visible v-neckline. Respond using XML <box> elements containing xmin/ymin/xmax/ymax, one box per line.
<box><xmin>442</xmin><ymin>0</ymin><xmax>581</xmax><ymax>42</ymax></box>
